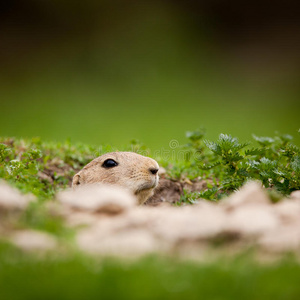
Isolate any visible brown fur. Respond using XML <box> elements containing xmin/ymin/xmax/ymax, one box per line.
<box><xmin>72</xmin><ymin>152</ymin><xmax>159</xmax><ymax>204</ymax></box>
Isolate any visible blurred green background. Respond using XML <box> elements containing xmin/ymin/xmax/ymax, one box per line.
<box><xmin>1</xmin><ymin>0</ymin><xmax>299</xmax><ymax>149</ymax></box>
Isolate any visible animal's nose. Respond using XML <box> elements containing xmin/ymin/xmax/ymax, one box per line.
<box><xmin>149</xmin><ymin>168</ymin><xmax>159</xmax><ymax>175</ymax></box>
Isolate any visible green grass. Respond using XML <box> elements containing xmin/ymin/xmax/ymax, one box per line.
<box><xmin>0</xmin><ymin>243</ymin><xmax>300</xmax><ymax>300</ymax></box>
<box><xmin>1</xmin><ymin>69</ymin><xmax>299</xmax><ymax>150</ymax></box>
<box><xmin>0</xmin><ymin>0</ymin><xmax>299</xmax><ymax>150</ymax></box>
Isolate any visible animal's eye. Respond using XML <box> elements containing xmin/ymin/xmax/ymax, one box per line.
<box><xmin>102</xmin><ymin>159</ymin><xmax>118</xmax><ymax>168</ymax></box>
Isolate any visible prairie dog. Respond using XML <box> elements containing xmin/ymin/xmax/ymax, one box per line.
<box><xmin>72</xmin><ymin>152</ymin><xmax>159</xmax><ymax>204</ymax></box>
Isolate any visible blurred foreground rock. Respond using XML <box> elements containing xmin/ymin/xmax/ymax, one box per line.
<box><xmin>10</xmin><ymin>230</ymin><xmax>57</xmax><ymax>252</ymax></box>
<box><xmin>0</xmin><ymin>180</ymin><xmax>34</xmax><ymax>212</ymax></box>
<box><xmin>1</xmin><ymin>181</ymin><xmax>300</xmax><ymax>260</ymax></box>
<box><xmin>57</xmin><ymin>184</ymin><xmax>136</xmax><ymax>214</ymax></box>
<box><xmin>68</xmin><ymin>182</ymin><xmax>300</xmax><ymax>259</ymax></box>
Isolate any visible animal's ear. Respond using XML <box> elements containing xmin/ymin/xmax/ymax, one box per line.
<box><xmin>72</xmin><ymin>173</ymin><xmax>81</xmax><ymax>188</ymax></box>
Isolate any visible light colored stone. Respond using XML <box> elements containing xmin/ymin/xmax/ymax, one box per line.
<box><xmin>56</xmin><ymin>184</ymin><xmax>136</xmax><ymax>214</ymax></box>
<box><xmin>258</xmin><ymin>225</ymin><xmax>300</xmax><ymax>252</ymax></box>
<box><xmin>10</xmin><ymin>230</ymin><xmax>57</xmax><ymax>251</ymax></box>
<box><xmin>150</xmin><ymin>205</ymin><xmax>227</xmax><ymax>243</ymax></box>
<box><xmin>107</xmin><ymin>207</ymin><xmax>159</xmax><ymax>229</ymax></box>
<box><xmin>225</xmin><ymin>205</ymin><xmax>279</xmax><ymax>236</ymax></box>
<box><xmin>221</xmin><ymin>181</ymin><xmax>270</xmax><ymax>210</ymax></box>
<box><xmin>290</xmin><ymin>190</ymin><xmax>300</xmax><ymax>200</ymax></box>
<box><xmin>273</xmin><ymin>199</ymin><xmax>300</xmax><ymax>223</ymax></box>
<box><xmin>65</xmin><ymin>211</ymin><xmax>100</xmax><ymax>227</ymax></box>
<box><xmin>77</xmin><ymin>227</ymin><xmax>158</xmax><ymax>257</ymax></box>
<box><xmin>75</xmin><ymin>204</ymin><xmax>228</xmax><ymax>256</ymax></box>
<box><xmin>74</xmin><ymin>207</ymin><xmax>160</xmax><ymax>239</ymax></box>
<box><xmin>0</xmin><ymin>180</ymin><xmax>34</xmax><ymax>211</ymax></box>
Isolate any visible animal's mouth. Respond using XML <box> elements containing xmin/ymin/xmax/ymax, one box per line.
<box><xmin>135</xmin><ymin>178</ymin><xmax>158</xmax><ymax>194</ymax></box>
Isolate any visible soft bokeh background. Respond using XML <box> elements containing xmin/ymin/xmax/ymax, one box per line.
<box><xmin>1</xmin><ymin>0</ymin><xmax>299</xmax><ymax>150</ymax></box>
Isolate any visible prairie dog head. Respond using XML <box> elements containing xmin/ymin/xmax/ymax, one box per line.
<box><xmin>72</xmin><ymin>152</ymin><xmax>159</xmax><ymax>205</ymax></box>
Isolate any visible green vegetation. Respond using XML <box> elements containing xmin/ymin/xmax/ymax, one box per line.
<box><xmin>0</xmin><ymin>243</ymin><xmax>300</xmax><ymax>300</ymax></box>
<box><xmin>1</xmin><ymin>130</ymin><xmax>299</xmax><ymax>203</ymax></box>
<box><xmin>176</xmin><ymin>130</ymin><xmax>300</xmax><ymax>203</ymax></box>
